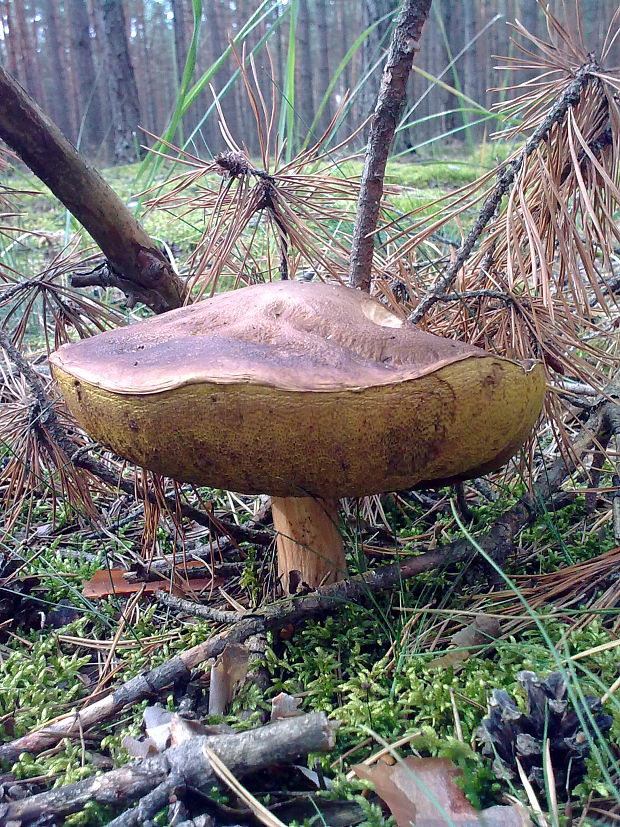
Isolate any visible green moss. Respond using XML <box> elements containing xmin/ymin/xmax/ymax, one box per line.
<box><xmin>266</xmin><ymin>602</ymin><xmax>619</xmax><ymax>810</ymax></box>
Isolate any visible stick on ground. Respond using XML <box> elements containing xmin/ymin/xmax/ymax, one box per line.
<box><xmin>1</xmin><ymin>713</ymin><xmax>335</xmax><ymax>825</ymax></box>
<box><xmin>408</xmin><ymin>60</ymin><xmax>598</xmax><ymax>323</ymax></box>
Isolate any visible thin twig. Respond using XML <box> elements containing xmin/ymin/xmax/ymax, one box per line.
<box><xmin>106</xmin><ymin>774</ymin><xmax>185</xmax><ymax>827</ymax></box>
<box><xmin>156</xmin><ymin>592</ymin><xmax>243</xmax><ymax>624</ymax></box>
<box><xmin>440</xmin><ymin>288</ymin><xmax>523</xmax><ymax>306</ymax></box>
<box><xmin>349</xmin><ymin>0</ymin><xmax>432</xmax><ymax>292</ymax></box>
<box><xmin>409</xmin><ymin>60</ymin><xmax>598</xmax><ymax>323</ymax></box>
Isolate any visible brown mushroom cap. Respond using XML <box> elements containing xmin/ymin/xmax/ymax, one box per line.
<box><xmin>49</xmin><ymin>281</ymin><xmax>545</xmax><ymax>498</ymax></box>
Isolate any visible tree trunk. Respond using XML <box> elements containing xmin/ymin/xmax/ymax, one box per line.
<box><xmin>336</xmin><ymin>1</ymin><xmax>356</xmax><ymax>137</ymax></box>
<box><xmin>101</xmin><ymin>0</ymin><xmax>144</xmax><ymax>163</ymax></box>
<box><xmin>171</xmin><ymin>0</ymin><xmax>188</xmax><ymax>81</ymax></box>
<box><xmin>65</xmin><ymin>0</ymin><xmax>105</xmax><ymax>153</ymax></box>
<box><xmin>0</xmin><ymin>0</ymin><xmax>20</xmax><ymax>79</ymax></box>
<box><xmin>132</xmin><ymin>0</ymin><xmax>158</xmax><ymax>136</ymax></box>
<box><xmin>170</xmin><ymin>0</ymin><xmax>188</xmax><ymax>141</ymax></box>
<box><xmin>38</xmin><ymin>0</ymin><xmax>73</xmax><ymax>139</ymax></box>
<box><xmin>0</xmin><ymin>66</ymin><xmax>186</xmax><ymax>313</ymax></box>
<box><xmin>296</xmin><ymin>0</ymin><xmax>314</xmax><ymax>148</ymax></box>
<box><xmin>12</xmin><ymin>0</ymin><xmax>43</xmax><ymax>103</ymax></box>
<box><xmin>85</xmin><ymin>0</ymin><xmax>113</xmax><ymax>162</ymax></box>
<box><xmin>205</xmin><ymin>0</ymin><xmax>238</xmax><ymax>152</ymax></box>
<box><xmin>315</xmin><ymin>0</ymin><xmax>332</xmax><ymax>136</ymax></box>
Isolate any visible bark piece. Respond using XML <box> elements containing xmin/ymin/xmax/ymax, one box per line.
<box><xmin>81</xmin><ymin>568</ymin><xmax>223</xmax><ymax>599</ymax></box>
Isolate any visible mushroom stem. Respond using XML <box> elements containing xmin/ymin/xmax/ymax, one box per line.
<box><xmin>271</xmin><ymin>496</ymin><xmax>347</xmax><ymax>593</ymax></box>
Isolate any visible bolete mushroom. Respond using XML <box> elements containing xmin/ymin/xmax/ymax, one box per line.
<box><xmin>49</xmin><ymin>281</ymin><xmax>545</xmax><ymax>592</ymax></box>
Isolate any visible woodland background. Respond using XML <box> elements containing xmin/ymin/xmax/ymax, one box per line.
<box><xmin>0</xmin><ymin>0</ymin><xmax>619</xmax><ymax>823</ymax></box>
<box><xmin>2</xmin><ymin>0</ymin><xmax>619</xmax><ymax>165</ymax></box>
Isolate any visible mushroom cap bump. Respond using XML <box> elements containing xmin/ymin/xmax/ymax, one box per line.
<box><xmin>49</xmin><ymin>281</ymin><xmax>546</xmax><ymax>498</ymax></box>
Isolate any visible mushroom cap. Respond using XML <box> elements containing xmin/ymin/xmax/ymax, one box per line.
<box><xmin>49</xmin><ymin>281</ymin><xmax>545</xmax><ymax>498</ymax></box>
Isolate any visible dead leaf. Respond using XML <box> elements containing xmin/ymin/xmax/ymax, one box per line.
<box><xmin>82</xmin><ymin>567</ymin><xmax>222</xmax><ymax>599</ymax></box>
<box><xmin>122</xmin><ymin>706</ymin><xmax>234</xmax><ymax>758</ymax></box>
<box><xmin>208</xmin><ymin>643</ymin><xmax>250</xmax><ymax>715</ymax></box>
<box><xmin>353</xmin><ymin>757</ymin><xmax>530</xmax><ymax>826</ymax></box>
<box><xmin>428</xmin><ymin>614</ymin><xmax>501</xmax><ymax>670</ymax></box>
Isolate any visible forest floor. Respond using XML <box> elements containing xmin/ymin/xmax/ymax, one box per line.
<box><xmin>1</xmin><ymin>151</ymin><xmax>619</xmax><ymax>826</ymax></box>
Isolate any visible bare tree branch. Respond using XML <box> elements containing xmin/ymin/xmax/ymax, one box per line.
<box><xmin>0</xmin><ymin>66</ymin><xmax>186</xmax><ymax>313</ymax></box>
<box><xmin>408</xmin><ymin>60</ymin><xmax>598</xmax><ymax>323</ymax></box>
<box><xmin>1</xmin><ymin>713</ymin><xmax>335</xmax><ymax>825</ymax></box>
<box><xmin>349</xmin><ymin>0</ymin><xmax>432</xmax><ymax>293</ymax></box>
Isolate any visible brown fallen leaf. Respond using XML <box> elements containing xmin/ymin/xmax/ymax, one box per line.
<box><xmin>270</xmin><ymin>692</ymin><xmax>303</xmax><ymax>722</ymax></box>
<box><xmin>353</xmin><ymin>757</ymin><xmax>530</xmax><ymax>826</ymax></box>
<box><xmin>428</xmin><ymin>614</ymin><xmax>501</xmax><ymax>670</ymax></box>
<box><xmin>82</xmin><ymin>567</ymin><xmax>223</xmax><ymax>599</ymax></box>
<box><xmin>123</xmin><ymin>706</ymin><xmax>234</xmax><ymax>758</ymax></box>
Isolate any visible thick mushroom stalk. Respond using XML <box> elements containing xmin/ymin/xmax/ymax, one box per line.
<box><xmin>271</xmin><ymin>496</ymin><xmax>346</xmax><ymax>591</ymax></box>
<box><xmin>49</xmin><ymin>281</ymin><xmax>546</xmax><ymax>593</ymax></box>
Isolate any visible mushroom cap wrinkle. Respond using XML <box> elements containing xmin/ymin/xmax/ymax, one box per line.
<box><xmin>49</xmin><ymin>281</ymin><xmax>545</xmax><ymax>498</ymax></box>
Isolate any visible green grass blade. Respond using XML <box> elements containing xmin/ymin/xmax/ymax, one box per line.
<box><xmin>301</xmin><ymin>13</ymin><xmax>392</xmax><ymax>152</ymax></box>
<box><xmin>137</xmin><ymin>0</ymin><xmax>276</xmax><ymax>186</ymax></box>
<box><xmin>277</xmin><ymin>0</ymin><xmax>298</xmax><ymax>162</ymax></box>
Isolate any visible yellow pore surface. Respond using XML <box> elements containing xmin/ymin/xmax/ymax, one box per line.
<box><xmin>53</xmin><ymin>355</ymin><xmax>545</xmax><ymax>498</ymax></box>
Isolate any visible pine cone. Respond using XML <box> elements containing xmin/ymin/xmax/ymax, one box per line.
<box><xmin>478</xmin><ymin>670</ymin><xmax>612</xmax><ymax>798</ymax></box>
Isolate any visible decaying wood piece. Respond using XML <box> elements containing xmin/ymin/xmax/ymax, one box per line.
<box><xmin>0</xmin><ymin>713</ymin><xmax>336</xmax><ymax>825</ymax></box>
<box><xmin>0</xmin><ymin>66</ymin><xmax>186</xmax><ymax>313</ymax></box>
<box><xmin>349</xmin><ymin>0</ymin><xmax>432</xmax><ymax>293</ymax></box>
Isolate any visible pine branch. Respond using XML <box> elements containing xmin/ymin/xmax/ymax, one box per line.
<box><xmin>408</xmin><ymin>60</ymin><xmax>598</xmax><ymax>323</ymax></box>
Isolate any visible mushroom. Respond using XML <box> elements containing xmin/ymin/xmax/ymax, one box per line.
<box><xmin>49</xmin><ymin>281</ymin><xmax>545</xmax><ymax>592</ymax></box>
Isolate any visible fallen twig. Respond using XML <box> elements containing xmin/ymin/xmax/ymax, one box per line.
<box><xmin>156</xmin><ymin>591</ymin><xmax>243</xmax><ymax>624</ymax></box>
<box><xmin>0</xmin><ymin>713</ymin><xmax>335</xmax><ymax>825</ymax></box>
<box><xmin>106</xmin><ymin>773</ymin><xmax>184</xmax><ymax>827</ymax></box>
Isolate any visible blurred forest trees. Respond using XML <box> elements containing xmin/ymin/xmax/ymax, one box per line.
<box><xmin>1</xmin><ymin>0</ymin><xmax>619</xmax><ymax>165</ymax></box>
